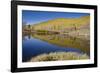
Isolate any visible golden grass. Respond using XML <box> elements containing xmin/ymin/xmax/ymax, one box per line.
<box><xmin>29</xmin><ymin>52</ymin><xmax>89</xmax><ymax>62</ymax></box>
<box><xmin>32</xmin><ymin>15</ymin><xmax>90</xmax><ymax>31</ymax></box>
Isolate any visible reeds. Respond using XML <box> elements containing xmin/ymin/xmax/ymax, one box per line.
<box><xmin>29</xmin><ymin>52</ymin><xmax>89</xmax><ymax>62</ymax></box>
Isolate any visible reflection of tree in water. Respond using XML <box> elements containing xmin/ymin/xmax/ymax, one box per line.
<box><xmin>47</xmin><ymin>34</ymin><xmax>77</xmax><ymax>44</ymax></box>
<box><xmin>22</xmin><ymin>33</ymin><xmax>32</xmax><ymax>40</ymax></box>
<box><xmin>23</xmin><ymin>33</ymin><xmax>90</xmax><ymax>55</ymax></box>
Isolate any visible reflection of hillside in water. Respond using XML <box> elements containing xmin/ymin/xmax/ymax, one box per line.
<box><xmin>25</xmin><ymin>33</ymin><xmax>90</xmax><ymax>55</ymax></box>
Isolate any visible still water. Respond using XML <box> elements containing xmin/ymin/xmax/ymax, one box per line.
<box><xmin>22</xmin><ymin>33</ymin><xmax>90</xmax><ymax>62</ymax></box>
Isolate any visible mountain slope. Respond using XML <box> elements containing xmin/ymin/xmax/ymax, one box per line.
<box><xmin>32</xmin><ymin>15</ymin><xmax>90</xmax><ymax>32</ymax></box>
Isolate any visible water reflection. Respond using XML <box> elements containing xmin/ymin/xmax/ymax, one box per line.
<box><xmin>33</xmin><ymin>34</ymin><xmax>89</xmax><ymax>54</ymax></box>
<box><xmin>22</xmin><ymin>33</ymin><xmax>90</xmax><ymax>62</ymax></box>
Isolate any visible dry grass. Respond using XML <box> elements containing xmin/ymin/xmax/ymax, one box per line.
<box><xmin>32</xmin><ymin>15</ymin><xmax>90</xmax><ymax>31</ymax></box>
<box><xmin>29</xmin><ymin>52</ymin><xmax>89</xmax><ymax>62</ymax></box>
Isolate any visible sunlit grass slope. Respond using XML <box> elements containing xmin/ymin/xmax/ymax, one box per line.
<box><xmin>32</xmin><ymin>15</ymin><xmax>90</xmax><ymax>31</ymax></box>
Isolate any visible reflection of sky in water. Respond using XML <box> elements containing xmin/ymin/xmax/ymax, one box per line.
<box><xmin>22</xmin><ymin>36</ymin><xmax>84</xmax><ymax>62</ymax></box>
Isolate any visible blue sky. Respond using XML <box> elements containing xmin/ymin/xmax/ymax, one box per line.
<box><xmin>22</xmin><ymin>10</ymin><xmax>90</xmax><ymax>25</ymax></box>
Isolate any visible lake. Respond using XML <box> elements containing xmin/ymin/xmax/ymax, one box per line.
<box><xmin>22</xmin><ymin>33</ymin><xmax>90</xmax><ymax>62</ymax></box>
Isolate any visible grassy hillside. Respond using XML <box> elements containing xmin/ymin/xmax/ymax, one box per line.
<box><xmin>32</xmin><ymin>15</ymin><xmax>90</xmax><ymax>32</ymax></box>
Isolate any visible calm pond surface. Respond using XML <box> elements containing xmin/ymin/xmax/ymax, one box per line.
<box><xmin>22</xmin><ymin>33</ymin><xmax>90</xmax><ymax>62</ymax></box>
